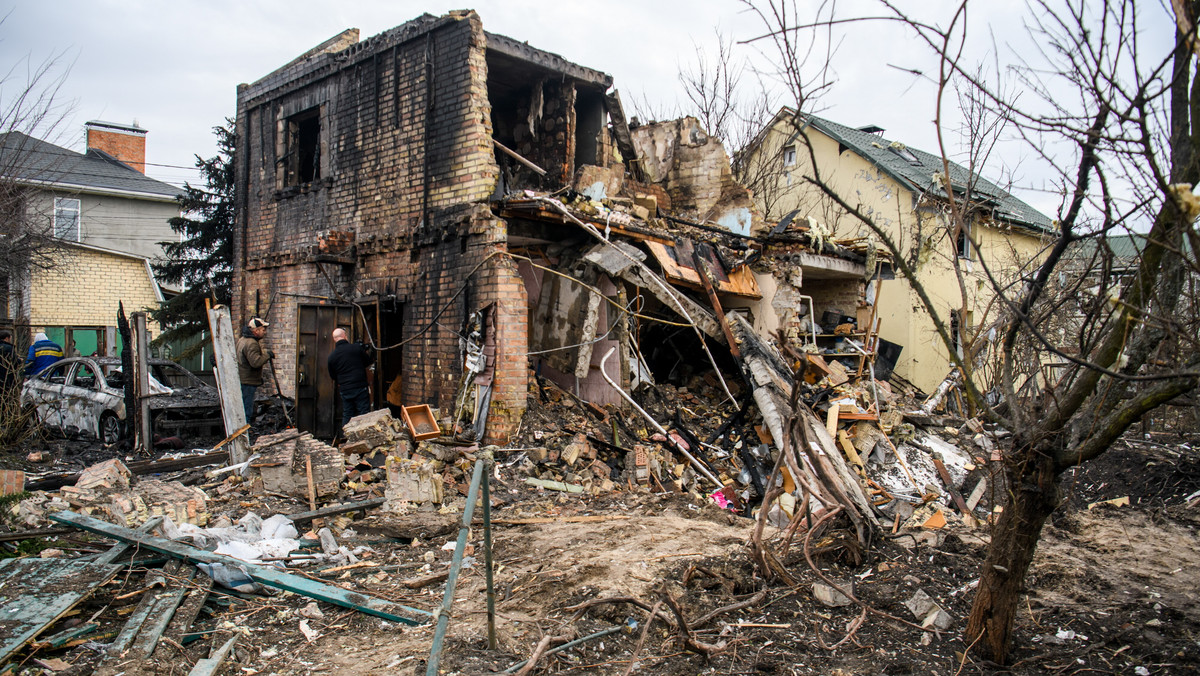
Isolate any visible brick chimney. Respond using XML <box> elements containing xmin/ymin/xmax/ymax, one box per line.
<box><xmin>85</xmin><ymin>120</ymin><xmax>147</xmax><ymax>173</ymax></box>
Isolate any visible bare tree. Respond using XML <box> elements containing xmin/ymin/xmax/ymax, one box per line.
<box><xmin>0</xmin><ymin>27</ymin><xmax>76</xmax><ymax>296</ymax></box>
<box><xmin>742</xmin><ymin>0</ymin><xmax>1200</xmax><ymax>664</ymax></box>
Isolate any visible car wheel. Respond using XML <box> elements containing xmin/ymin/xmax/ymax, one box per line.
<box><xmin>99</xmin><ymin>412</ymin><xmax>122</xmax><ymax>445</ymax></box>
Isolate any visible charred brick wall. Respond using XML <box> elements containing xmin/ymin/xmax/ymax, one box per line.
<box><xmin>234</xmin><ymin>11</ymin><xmax>525</xmax><ymax>442</ymax></box>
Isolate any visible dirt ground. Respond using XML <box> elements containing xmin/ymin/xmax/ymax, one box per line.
<box><xmin>3</xmin><ymin>430</ymin><xmax>1199</xmax><ymax>675</ymax></box>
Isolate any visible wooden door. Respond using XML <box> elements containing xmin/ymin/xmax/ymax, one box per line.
<box><xmin>295</xmin><ymin>304</ymin><xmax>354</xmax><ymax>438</ymax></box>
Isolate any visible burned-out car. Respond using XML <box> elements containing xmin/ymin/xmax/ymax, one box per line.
<box><xmin>21</xmin><ymin>357</ymin><xmax>224</xmax><ymax>443</ymax></box>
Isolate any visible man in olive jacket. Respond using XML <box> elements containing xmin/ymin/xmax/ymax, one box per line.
<box><xmin>236</xmin><ymin>318</ymin><xmax>273</xmax><ymax>423</ymax></box>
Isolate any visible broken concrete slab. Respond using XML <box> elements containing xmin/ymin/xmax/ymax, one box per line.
<box><xmin>812</xmin><ymin>581</ymin><xmax>854</xmax><ymax>608</ymax></box>
<box><xmin>384</xmin><ymin>457</ymin><xmax>445</xmax><ymax>510</ymax></box>
<box><xmin>342</xmin><ymin>409</ymin><xmax>408</xmax><ymax>450</ymax></box>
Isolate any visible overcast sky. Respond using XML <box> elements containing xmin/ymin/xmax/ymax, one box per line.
<box><xmin>0</xmin><ymin>1</ymin><xmax>1180</xmax><ymax>219</ymax></box>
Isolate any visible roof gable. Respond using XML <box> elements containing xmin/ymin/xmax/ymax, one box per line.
<box><xmin>764</xmin><ymin>109</ymin><xmax>1053</xmax><ymax>233</ymax></box>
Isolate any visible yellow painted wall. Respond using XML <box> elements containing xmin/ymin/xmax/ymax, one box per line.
<box><xmin>749</xmin><ymin>119</ymin><xmax>1051</xmax><ymax>392</ymax></box>
<box><xmin>28</xmin><ymin>246</ymin><xmax>161</xmax><ymax>334</ymax></box>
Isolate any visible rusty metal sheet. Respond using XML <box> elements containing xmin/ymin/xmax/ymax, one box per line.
<box><xmin>0</xmin><ymin>558</ymin><xmax>122</xmax><ymax>663</ymax></box>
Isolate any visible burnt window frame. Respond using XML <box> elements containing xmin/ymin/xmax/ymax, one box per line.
<box><xmin>281</xmin><ymin>106</ymin><xmax>323</xmax><ymax>187</ymax></box>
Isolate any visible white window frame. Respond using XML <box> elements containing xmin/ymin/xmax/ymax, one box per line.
<box><xmin>54</xmin><ymin>197</ymin><xmax>81</xmax><ymax>241</ymax></box>
<box><xmin>782</xmin><ymin>144</ymin><xmax>797</xmax><ymax>167</ymax></box>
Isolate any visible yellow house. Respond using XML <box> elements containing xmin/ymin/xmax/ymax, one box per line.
<box><xmin>739</xmin><ymin>108</ymin><xmax>1054</xmax><ymax>393</ymax></box>
<box><xmin>19</xmin><ymin>241</ymin><xmax>163</xmax><ymax>356</ymax></box>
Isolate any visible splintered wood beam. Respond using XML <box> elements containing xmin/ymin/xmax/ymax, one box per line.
<box><xmin>51</xmin><ymin>510</ymin><xmax>429</xmax><ymax>625</ymax></box>
<box><xmin>692</xmin><ymin>251</ymin><xmax>741</xmax><ymax>358</ymax></box>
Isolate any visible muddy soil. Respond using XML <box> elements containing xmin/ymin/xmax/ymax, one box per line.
<box><xmin>3</xmin><ymin>435</ymin><xmax>1199</xmax><ymax>675</ymax></box>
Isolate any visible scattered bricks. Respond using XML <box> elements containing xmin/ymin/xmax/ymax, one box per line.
<box><xmin>340</xmin><ymin>441</ymin><xmax>372</xmax><ymax>456</ymax></box>
<box><xmin>812</xmin><ymin>581</ymin><xmax>855</xmax><ymax>608</ymax></box>
<box><xmin>526</xmin><ymin>447</ymin><xmax>549</xmax><ymax>464</ymax></box>
<box><xmin>383</xmin><ymin>457</ymin><xmax>444</xmax><ymax>510</ymax></box>
<box><xmin>0</xmin><ymin>469</ymin><xmax>24</xmax><ymax>496</ymax></box>
<box><xmin>628</xmin><ymin>445</ymin><xmax>650</xmax><ymax>485</ymax></box>
<box><xmin>75</xmin><ymin>459</ymin><xmax>132</xmax><ymax>492</ymax></box>
<box><xmin>106</xmin><ymin>480</ymin><xmax>210</xmax><ymax>527</ymax></box>
<box><xmin>255</xmin><ymin>432</ymin><xmax>342</xmax><ymax>499</ymax></box>
<box><xmin>342</xmin><ymin>409</ymin><xmax>406</xmax><ymax>451</ymax></box>
<box><xmin>587</xmin><ymin>459</ymin><xmax>610</xmax><ymax>480</ymax></box>
<box><xmin>561</xmin><ymin>433</ymin><xmax>590</xmax><ymax>467</ymax></box>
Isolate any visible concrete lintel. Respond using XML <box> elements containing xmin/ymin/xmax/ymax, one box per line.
<box><xmin>485</xmin><ymin>32</ymin><xmax>613</xmax><ymax>89</ymax></box>
<box><xmin>796</xmin><ymin>252</ymin><xmax>867</xmax><ymax>279</ymax></box>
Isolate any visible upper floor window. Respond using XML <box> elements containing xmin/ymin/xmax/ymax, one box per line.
<box><xmin>283</xmin><ymin>107</ymin><xmax>322</xmax><ymax>186</ymax></box>
<box><xmin>782</xmin><ymin>145</ymin><xmax>797</xmax><ymax>167</ymax></box>
<box><xmin>955</xmin><ymin>223</ymin><xmax>973</xmax><ymax>260</ymax></box>
<box><xmin>54</xmin><ymin>197</ymin><xmax>80</xmax><ymax>241</ymax></box>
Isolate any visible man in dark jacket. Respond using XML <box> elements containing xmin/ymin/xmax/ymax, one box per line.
<box><xmin>327</xmin><ymin>328</ymin><xmax>373</xmax><ymax>427</ymax></box>
<box><xmin>0</xmin><ymin>331</ymin><xmax>18</xmax><ymax>393</ymax></box>
<box><xmin>25</xmin><ymin>332</ymin><xmax>63</xmax><ymax>377</ymax></box>
<box><xmin>236</xmin><ymin>318</ymin><xmax>273</xmax><ymax>423</ymax></box>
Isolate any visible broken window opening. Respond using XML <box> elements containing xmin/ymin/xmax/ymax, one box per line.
<box><xmin>284</xmin><ymin>108</ymin><xmax>322</xmax><ymax>186</ymax></box>
<box><xmin>54</xmin><ymin>197</ymin><xmax>81</xmax><ymax>241</ymax></box>
<box><xmin>487</xmin><ymin>52</ymin><xmax>587</xmax><ymax>190</ymax></box>
<box><xmin>574</xmin><ymin>88</ymin><xmax>606</xmax><ymax>168</ymax></box>
<box><xmin>954</xmin><ymin>222</ymin><xmax>972</xmax><ymax>260</ymax></box>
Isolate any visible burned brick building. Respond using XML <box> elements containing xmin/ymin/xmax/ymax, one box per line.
<box><xmin>234</xmin><ymin>11</ymin><xmax>885</xmax><ymax>443</ymax></box>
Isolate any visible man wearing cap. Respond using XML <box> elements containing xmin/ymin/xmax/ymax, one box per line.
<box><xmin>237</xmin><ymin>318</ymin><xmax>273</xmax><ymax>424</ymax></box>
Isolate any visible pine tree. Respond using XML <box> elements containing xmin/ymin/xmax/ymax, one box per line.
<box><xmin>150</xmin><ymin>121</ymin><xmax>234</xmax><ymax>357</ymax></box>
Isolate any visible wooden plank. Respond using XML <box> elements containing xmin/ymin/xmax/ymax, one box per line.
<box><xmin>0</xmin><ymin>527</ymin><xmax>73</xmax><ymax>543</ymax></box>
<box><xmin>189</xmin><ymin>635</ymin><xmax>238</xmax><ymax>676</ymax></box>
<box><xmin>644</xmin><ymin>241</ymin><xmax>763</xmax><ymax>299</ymax></box>
<box><xmin>95</xmin><ymin>516</ymin><xmax>165</xmax><ymax>565</ymax></box>
<box><xmin>129</xmin><ymin>564</ymin><xmax>195</xmax><ymax>659</ymax></box>
<box><xmin>206</xmin><ymin>306</ymin><xmax>250</xmax><ymax>464</ymax></box>
<box><xmin>0</xmin><ymin>558</ymin><xmax>122</xmax><ymax>662</ymax></box>
<box><xmin>932</xmin><ymin>457</ymin><xmax>972</xmax><ymax>516</ymax></box>
<box><xmin>837</xmin><ymin>430</ymin><xmax>864</xmax><ymax>469</ymax></box>
<box><xmin>211</xmin><ymin>424</ymin><xmax>251</xmax><ymax>452</ymax></box>
<box><xmin>285</xmin><ymin>498</ymin><xmax>385</xmax><ymax>526</ymax></box>
<box><xmin>692</xmin><ymin>250</ymin><xmax>741</xmax><ymax>359</ymax></box>
<box><xmin>965</xmin><ymin>477</ymin><xmax>988</xmax><ymax>511</ymax></box>
<box><xmin>50</xmin><ymin>510</ymin><xmax>429</xmax><ymax>625</ymax></box>
<box><xmin>161</xmin><ymin>573</ymin><xmax>213</xmax><ymax>651</ymax></box>
<box><xmin>96</xmin><ymin>560</ymin><xmax>192</xmax><ymax>670</ymax></box>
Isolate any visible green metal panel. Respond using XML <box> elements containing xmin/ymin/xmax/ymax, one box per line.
<box><xmin>0</xmin><ymin>558</ymin><xmax>122</xmax><ymax>663</ymax></box>
<box><xmin>50</xmin><ymin>511</ymin><xmax>429</xmax><ymax>625</ymax></box>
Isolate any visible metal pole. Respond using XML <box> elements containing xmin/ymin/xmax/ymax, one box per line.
<box><xmin>427</xmin><ymin>459</ymin><xmax>486</xmax><ymax>676</ymax></box>
<box><xmin>482</xmin><ymin>460</ymin><xmax>497</xmax><ymax>650</ymax></box>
